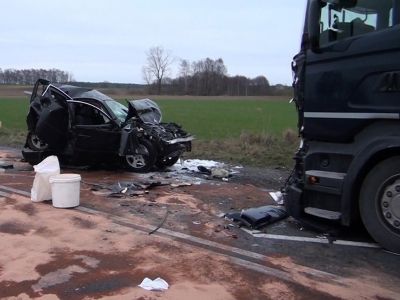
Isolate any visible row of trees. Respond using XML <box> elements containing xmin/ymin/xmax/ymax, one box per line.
<box><xmin>0</xmin><ymin>68</ymin><xmax>74</xmax><ymax>85</ymax></box>
<box><xmin>142</xmin><ymin>46</ymin><xmax>290</xmax><ymax>96</ymax></box>
<box><xmin>167</xmin><ymin>58</ymin><xmax>272</xmax><ymax>96</ymax></box>
<box><xmin>0</xmin><ymin>47</ymin><xmax>291</xmax><ymax>96</ymax></box>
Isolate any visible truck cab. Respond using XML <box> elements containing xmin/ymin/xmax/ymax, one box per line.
<box><xmin>284</xmin><ymin>0</ymin><xmax>400</xmax><ymax>252</ymax></box>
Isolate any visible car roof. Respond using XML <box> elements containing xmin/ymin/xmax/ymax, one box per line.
<box><xmin>57</xmin><ymin>84</ymin><xmax>114</xmax><ymax>102</ymax></box>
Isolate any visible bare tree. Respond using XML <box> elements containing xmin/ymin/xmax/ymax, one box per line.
<box><xmin>179</xmin><ymin>59</ymin><xmax>191</xmax><ymax>94</ymax></box>
<box><xmin>142</xmin><ymin>66</ymin><xmax>153</xmax><ymax>93</ymax></box>
<box><xmin>143</xmin><ymin>46</ymin><xmax>173</xmax><ymax>94</ymax></box>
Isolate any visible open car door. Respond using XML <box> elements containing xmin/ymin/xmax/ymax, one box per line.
<box><xmin>27</xmin><ymin>79</ymin><xmax>71</xmax><ymax>149</ymax></box>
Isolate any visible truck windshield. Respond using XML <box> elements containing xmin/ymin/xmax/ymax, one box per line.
<box><xmin>319</xmin><ymin>0</ymin><xmax>397</xmax><ymax>45</ymax></box>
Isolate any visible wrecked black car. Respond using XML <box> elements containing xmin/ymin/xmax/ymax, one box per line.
<box><xmin>22</xmin><ymin>79</ymin><xmax>193</xmax><ymax>172</ymax></box>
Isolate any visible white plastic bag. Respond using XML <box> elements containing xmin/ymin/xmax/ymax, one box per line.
<box><xmin>138</xmin><ymin>277</ymin><xmax>169</xmax><ymax>291</ymax></box>
<box><xmin>31</xmin><ymin>156</ymin><xmax>60</xmax><ymax>202</ymax></box>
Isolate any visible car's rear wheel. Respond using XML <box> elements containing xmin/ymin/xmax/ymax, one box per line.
<box><xmin>27</xmin><ymin>132</ymin><xmax>48</xmax><ymax>151</ymax></box>
<box><xmin>360</xmin><ymin>157</ymin><xmax>400</xmax><ymax>253</ymax></box>
<box><xmin>124</xmin><ymin>139</ymin><xmax>156</xmax><ymax>172</ymax></box>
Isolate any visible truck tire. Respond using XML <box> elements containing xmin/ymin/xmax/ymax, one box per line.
<box><xmin>124</xmin><ymin>139</ymin><xmax>156</xmax><ymax>173</ymax></box>
<box><xmin>360</xmin><ymin>157</ymin><xmax>400</xmax><ymax>253</ymax></box>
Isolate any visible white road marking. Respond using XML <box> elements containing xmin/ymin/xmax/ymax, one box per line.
<box><xmin>241</xmin><ymin>228</ymin><xmax>380</xmax><ymax>249</ymax></box>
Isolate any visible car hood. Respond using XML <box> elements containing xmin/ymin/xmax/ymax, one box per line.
<box><xmin>126</xmin><ymin>99</ymin><xmax>162</xmax><ymax>124</ymax></box>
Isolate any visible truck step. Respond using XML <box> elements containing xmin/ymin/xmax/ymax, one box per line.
<box><xmin>304</xmin><ymin>207</ymin><xmax>342</xmax><ymax>220</ymax></box>
<box><xmin>305</xmin><ymin>170</ymin><xmax>346</xmax><ymax>195</ymax></box>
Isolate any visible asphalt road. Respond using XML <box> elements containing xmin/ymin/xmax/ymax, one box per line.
<box><xmin>0</xmin><ymin>147</ymin><xmax>399</xmax><ymax>299</ymax></box>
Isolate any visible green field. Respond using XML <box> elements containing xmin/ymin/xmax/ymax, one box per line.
<box><xmin>0</xmin><ymin>97</ymin><xmax>297</xmax><ymax>139</ymax></box>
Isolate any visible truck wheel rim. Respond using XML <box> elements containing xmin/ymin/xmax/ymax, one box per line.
<box><xmin>380</xmin><ymin>177</ymin><xmax>400</xmax><ymax>232</ymax></box>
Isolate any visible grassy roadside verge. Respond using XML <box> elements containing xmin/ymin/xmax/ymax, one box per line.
<box><xmin>187</xmin><ymin>131</ymin><xmax>298</xmax><ymax>167</ymax></box>
<box><xmin>0</xmin><ymin>128</ymin><xmax>26</xmax><ymax>147</ymax></box>
<box><xmin>0</xmin><ymin>128</ymin><xmax>298</xmax><ymax>168</ymax></box>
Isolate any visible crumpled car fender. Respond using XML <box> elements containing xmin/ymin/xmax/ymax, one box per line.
<box><xmin>119</xmin><ymin>126</ymin><xmax>141</xmax><ymax>156</ymax></box>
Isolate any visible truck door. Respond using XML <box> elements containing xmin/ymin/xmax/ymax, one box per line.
<box><xmin>303</xmin><ymin>0</ymin><xmax>400</xmax><ymax>142</ymax></box>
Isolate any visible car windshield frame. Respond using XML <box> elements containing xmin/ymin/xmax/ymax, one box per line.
<box><xmin>104</xmin><ymin>100</ymin><xmax>128</xmax><ymax>123</ymax></box>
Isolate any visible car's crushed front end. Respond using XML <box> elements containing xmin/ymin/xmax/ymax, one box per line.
<box><xmin>123</xmin><ymin>99</ymin><xmax>193</xmax><ymax>168</ymax></box>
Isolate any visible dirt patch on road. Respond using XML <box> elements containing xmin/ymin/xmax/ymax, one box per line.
<box><xmin>0</xmin><ymin>221</ymin><xmax>29</xmax><ymax>235</ymax></box>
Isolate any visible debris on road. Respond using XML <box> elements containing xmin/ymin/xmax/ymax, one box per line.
<box><xmin>269</xmin><ymin>191</ymin><xmax>284</xmax><ymax>205</ymax></box>
<box><xmin>0</xmin><ymin>161</ymin><xmax>13</xmax><ymax>169</ymax></box>
<box><xmin>85</xmin><ymin>180</ymin><xmax>164</xmax><ymax>197</ymax></box>
<box><xmin>31</xmin><ymin>155</ymin><xmax>60</xmax><ymax>202</ymax></box>
<box><xmin>171</xmin><ymin>159</ymin><xmax>220</xmax><ymax>173</ymax></box>
<box><xmin>225</xmin><ymin>205</ymin><xmax>288</xmax><ymax>229</ymax></box>
<box><xmin>197</xmin><ymin>165</ymin><xmax>232</xmax><ymax>180</ymax></box>
<box><xmin>148</xmin><ymin>208</ymin><xmax>169</xmax><ymax>235</ymax></box>
<box><xmin>138</xmin><ymin>277</ymin><xmax>169</xmax><ymax>291</ymax></box>
<box><xmin>211</xmin><ymin>168</ymin><xmax>230</xmax><ymax>179</ymax></box>
<box><xmin>170</xmin><ymin>182</ymin><xmax>192</xmax><ymax>188</ymax></box>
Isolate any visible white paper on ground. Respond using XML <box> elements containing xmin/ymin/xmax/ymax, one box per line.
<box><xmin>138</xmin><ymin>277</ymin><xmax>169</xmax><ymax>291</ymax></box>
<box><xmin>269</xmin><ymin>191</ymin><xmax>284</xmax><ymax>205</ymax></box>
<box><xmin>31</xmin><ymin>156</ymin><xmax>60</xmax><ymax>202</ymax></box>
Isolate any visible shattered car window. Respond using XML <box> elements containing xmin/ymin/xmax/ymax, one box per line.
<box><xmin>73</xmin><ymin>102</ymin><xmax>111</xmax><ymax>125</ymax></box>
<box><xmin>105</xmin><ymin>100</ymin><xmax>128</xmax><ymax>123</ymax></box>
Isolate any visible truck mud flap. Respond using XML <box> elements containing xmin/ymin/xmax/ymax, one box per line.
<box><xmin>284</xmin><ymin>185</ymin><xmax>303</xmax><ymax>218</ymax></box>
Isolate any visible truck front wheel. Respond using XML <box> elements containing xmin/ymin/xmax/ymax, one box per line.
<box><xmin>360</xmin><ymin>157</ymin><xmax>400</xmax><ymax>253</ymax></box>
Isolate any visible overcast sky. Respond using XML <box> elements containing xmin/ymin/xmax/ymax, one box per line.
<box><xmin>1</xmin><ymin>1</ymin><xmax>306</xmax><ymax>85</ymax></box>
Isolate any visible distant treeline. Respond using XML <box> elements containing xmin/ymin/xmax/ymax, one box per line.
<box><xmin>0</xmin><ymin>66</ymin><xmax>292</xmax><ymax>96</ymax></box>
<box><xmin>0</xmin><ymin>68</ymin><xmax>73</xmax><ymax>85</ymax></box>
<box><xmin>71</xmin><ymin>81</ymin><xmax>145</xmax><ymax>90</ymax></box>
<box><xmin>147</xmin><ymin>58</ymin><xmax>292</xmax><ymax>96</ymax></box>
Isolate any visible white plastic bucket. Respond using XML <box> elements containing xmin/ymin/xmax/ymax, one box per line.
<box><xmin>49</xmin><ymin>174</ymin><xmax>81</xmax><ymax>208</ymax></box>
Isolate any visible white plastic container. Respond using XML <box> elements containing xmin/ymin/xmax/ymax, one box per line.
<box><xmin>49</xmin><ymin>174</ymin><xmax>81</xmax><ymax>208</ymax></box>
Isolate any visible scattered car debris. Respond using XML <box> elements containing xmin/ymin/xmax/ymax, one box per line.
<box><xmin>269</xmin><ymin>191</ymin><xmax>284</xmax><ymax>205</ymax></box>
<box><xmin>22</xmin><ymin>79</ymin><xmax>193</xmax><ymax>172</ymax></box>
<box><xmin>84</xmin><ymin>180</ymin><xmax>171</xmax><ymax>198</ymax></box>
<box><xmin>170</xmin><ymin>182</ymin><xmax>192</xmax><ymax>188</ymax></box>
<box><xmin>197</xmin><ymin>165</ymin><xmax>211</xmax><ymax>175</ymax></box>
<box><xmin>138</xmin><ymin>277</ymin><xmax>169</xmax><ymax>291</ymax></box>
<box><xmin>225</xmin><ymin>205</ymin><xmax>288</xmax><ymax>229</ymax></box>
<box><xmin>0</xmin><ymin>161</ymin><xmax>13</xmax><ymax>169</ymax></box>
<box><xmin>172</xmin><ymin>159</ymin><xmax>220</xmax><ymax>172</ymax></box>
<box><xmin>148</xmin><ymin>208</ymin><xmax>169</xmax><ymax>235</ymax></box>
<box><xmin>211</xmin><ymin>168</ymin><xmax>230</xmax><ymax>179</ymax></box>
<box><xmin>197</xmin><ymin>165</ymin><xmax>232</xmax><ymax>180</ymax></box>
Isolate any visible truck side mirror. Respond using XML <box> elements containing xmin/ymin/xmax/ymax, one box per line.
<box><xmin>308</xmin><ymin>0</ymin><xmax>322</xmax><ymax>52</ymax></box>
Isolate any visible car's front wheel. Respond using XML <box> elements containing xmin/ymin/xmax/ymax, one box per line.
<box><xmin>124</xmin><ymin>139</ymin><xmax>156</xmax><ymax>172</ymax></box>
<box><xmin>27</xmin><ymin>132</ymin><xmax>48</xmax><ymax>151</ymax></box>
